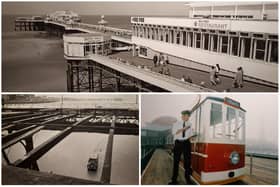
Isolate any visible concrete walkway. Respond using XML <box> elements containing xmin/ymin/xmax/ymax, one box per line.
<box><xmin>110</xmin><ymin>51</ymin><xmax>277</xmax><ymax>92</ymax></box>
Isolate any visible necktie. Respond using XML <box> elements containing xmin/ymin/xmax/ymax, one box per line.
<box><xmin>182</xmin><ymin>122</ymin><xmax>185</xmax><ymax>138</ymax></box>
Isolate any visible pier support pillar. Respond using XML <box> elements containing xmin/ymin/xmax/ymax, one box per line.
<box><xmin>67</xmin><ymin>61</ymin><xmax>73</xmax><ymax>92</ymax></box>
<box><xmin>24</xmin><ymin>136</ymin><xmax>39</xmax><ymax>171</ymax></box>
<box><xmin>115</xmin><ymin>72</ymin><xmax>121</xmax><ymax>92</ymax></box>
<box><xmin>99</xmin><ymin>69</ymin><xmax>103</xmax><ymax>91</ymax></box>
<box><xmin>2</xmin><ymin>150</ymin><xmax>11</xmax><ymax>165</ymax></box>
<box><xmin>88</xmin><ymin>66</ymin><xmax>94</xmax><ymax>92</ymax></box>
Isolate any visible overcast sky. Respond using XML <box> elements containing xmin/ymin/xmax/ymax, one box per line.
<box><xmin>2</xmin><ymin>2</ymin><xmax>188</xmax><ymax>16</ymax></box>
<box><xmin>141</xmin><ymin>94</ymin><xmax>278</xmax><ymax>152</ymax></box>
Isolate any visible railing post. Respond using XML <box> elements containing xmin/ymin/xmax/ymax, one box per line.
<box><xmin>250</xmin><ymin>153</ymin><xmax>253</xmax><ymax>175</ymax></box>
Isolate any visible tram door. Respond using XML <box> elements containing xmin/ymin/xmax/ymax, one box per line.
<box><xmin>191</xmin><ymin>106</ymin><xmax>201</xmax><ymax>173</ymax></box>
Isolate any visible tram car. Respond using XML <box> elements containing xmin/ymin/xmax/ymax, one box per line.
<box><xmin>189</xmin><ymin>96</ymin><xmax>246</xmax><ymax>184</ymax></box>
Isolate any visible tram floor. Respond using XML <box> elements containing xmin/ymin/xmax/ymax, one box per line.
<box><xmin>110</xmin><ymin>51</ymin><xmax>277</xmax><ymax>92</ymax></box>
<box><xmin>141</xmin><ymin>149</ymin><xmax>278</xmax><ymax>185</ymax></box>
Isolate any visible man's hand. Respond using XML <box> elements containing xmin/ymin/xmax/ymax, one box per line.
<box><xmin>175</xmin><ymin>125</ymin><xmax>190</xmax><ymax>135</ymax></box>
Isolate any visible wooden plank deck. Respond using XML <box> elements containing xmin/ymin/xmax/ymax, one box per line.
<box><xmin>141</xmin><ymin>149</ymin><xmax>278</xmax><ymax>185</ymax></box>
<box><xmin>141</xmin><ymin>149</ymin><xmax>185</xmax><ymax>185</ymax></box>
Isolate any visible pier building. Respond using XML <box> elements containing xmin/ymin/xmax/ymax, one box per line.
<box><xmin>131</xmin><ymin>2</ymin><xmax>278</xmax><ymax>84</ymax></box>
<box><xmin>63</xmin><ymin>33</ymin><xmax>112</xmax><ymax>57</ymax></box>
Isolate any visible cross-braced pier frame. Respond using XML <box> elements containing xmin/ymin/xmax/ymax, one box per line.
<box><xmin>2</xmin><ymin>108</ymin><xmax>139</xmax><ymax>184</ymax></box>
<box><xmin>66</xmin><ymin>59</ymin><xmax>167</xmax><ymax>92</ymax></box>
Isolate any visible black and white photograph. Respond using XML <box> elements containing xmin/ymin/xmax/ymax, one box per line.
<box><xmin>2</xmin><ymin>94</ymin><xmax>139</xmax><ymax>185</ymax></box>
<box><xmin>2</xmin><ymin>1</ymin><xmax>278</xmax><ymax>92</ymax></box>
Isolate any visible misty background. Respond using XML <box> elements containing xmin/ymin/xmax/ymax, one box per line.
<box><xmin>2</xmin><ymin>2</ymin><xmax>188</xmax><ymax>16</ymax></box>
<box><xmin>141</xmin><ymin>94</ymin><xmax>278</xmax><ymax>155</ymax></box>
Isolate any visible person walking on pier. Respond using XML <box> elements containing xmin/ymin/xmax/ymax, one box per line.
<box><xmin>233</xmin><ymin>67</ymin><xmax>244</xmax><ymax>88</ymax></box>
<box><xmin>210</xmin><ymin>66</ymin><xmax>217</xmax><ymax>85</ymax></box>
<box><xmin>169</xmin><ymin>110</ymin><xmax>194</xmax><ymax>185</ymax></box>
<box><xmin>153</xmin><ymin>54</ymin><xmax>158</xmax><ymax>67</ymax></box>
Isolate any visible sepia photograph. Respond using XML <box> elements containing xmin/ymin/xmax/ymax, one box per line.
<box><xmin>141</xmin><ymin>94</ymin><xmax>278</xmax><ymax>185</ymax></box>
<box><xmin>2</xmin><ymin>94</ymin><xmax>139</xmax><ymax>185</ymax></box>
<box><xmin>2</xmin><ymin>1</ymin><xmax>278</xmax><ymax>92</ymax></box>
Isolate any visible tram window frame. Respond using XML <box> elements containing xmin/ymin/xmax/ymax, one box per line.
<box><xmin>225</xmin><ymin>107</ymin><xmax>237</xmax><ymax>140</ymax></box>
<box><xmin>237</xmin><ymin>111</ymin><xmax>245</xmax><ymax>141</ymax></box>
<box><xmin>210</xmin><ymin>103</ymin><xmax>223</xmax><ymax>126</ymax></box>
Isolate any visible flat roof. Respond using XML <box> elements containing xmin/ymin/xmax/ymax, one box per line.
<box><xmin>64</xmin><ymin>33</ymin><xmax>109</xmax><ymax>37</ymax></box>
<box><xmin>185</xmin><ymin>2</ymin><xmax>278</xmax><ymax>7</ymax></box>
<box><xmin>192</xmin><ymin>96</ymin><xmax>246</xmax><ymax>112</ymax></box>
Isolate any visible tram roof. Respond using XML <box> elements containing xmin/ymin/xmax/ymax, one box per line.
<box><xmin>192</xmin><ymin>96</ymin><xmax>246</xmax><ymax>113</ymax></box>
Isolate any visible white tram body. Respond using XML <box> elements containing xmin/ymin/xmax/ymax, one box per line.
<box><xmin>189</xmin><ymin>97</ymin><xmax>246</xmax><ymax>184</ymax></box>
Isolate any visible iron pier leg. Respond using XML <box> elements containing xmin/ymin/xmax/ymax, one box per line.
<box><xmin>67</xmin><ymin>61</ymin><xmax>73</xmax><ymax>92</ymax></box>
<box><xmin>24</xmin><ymin>136</ymin><xmax>39</xmax><ymax>170</ymax></box>
<box><xmin>76</xmin><ymin>64</ymin><xmax>80</xmax><ymax>92</ymax></box>
<box><xmin>115</xmin><ymin>72</ymin><xmax>121</xmax><ymax>92</ymax></box>
<box><xmin>2</xmin><ymin>149</ymin><xmax>11</xmax><ymax>165</ymax></box>
<box><xmin>99</xmin><ymin>69</ymin><xmax>103</xmax><ymax>92</ymax></box>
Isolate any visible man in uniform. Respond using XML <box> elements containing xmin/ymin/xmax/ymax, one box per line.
<box><xmin>169</xmin><ymin>110</ymin><xmax>193</xmax><ymax>185</ymax></box>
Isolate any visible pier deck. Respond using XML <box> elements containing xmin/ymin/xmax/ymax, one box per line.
<box><xmin>141</xmin><ymin>149</ymin><xmax>278</xmax><ymax>185</ymax></box>
<box><xmin>110</xmin><ymin>51</ymin><xmax>277</xmax><ymax>92</ymax></box>
<box><xmin>66</xmin><ymin>54</ymin><xmax>212</xmax><ymax>92</ymax></box>
<box><xmin>2</xmin><ymin>108</ymin><xmax>139</xmax><ymax>184</ymax></box>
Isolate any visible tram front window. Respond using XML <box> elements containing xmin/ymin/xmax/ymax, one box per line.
<box><xmin>210</xmin><ymin>103</ymin><xmax>223</xmax><ymax>138</ymax></box>
<box><xmin>237</xmin><ymin>111</ymin><xmax>245</xmax><ymax>141</ymax></box>
<box><xmin>226</xmin><ymin>107</ymin><xmax>236</xmax><ymax>140</ymax></box>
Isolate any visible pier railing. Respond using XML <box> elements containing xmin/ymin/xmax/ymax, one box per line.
<box><xmin>44</xmin><ymin>20</ymin><xmax>132</xmax><ymax>39</ymax></box>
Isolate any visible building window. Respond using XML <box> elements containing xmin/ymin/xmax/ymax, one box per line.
<box><xmin>204</xmin><ymin>33</ymin><xmax>209</xmax><ymax>50</ymax></box>
<box><xmin>221</xmin><ymin>36</ymin><xmax>229</xmax><ymax>53</ymax></box>
<box><xmin>176</xmin><ymin>32</ymin><xmax>180</xmax><ymax>44</ymax></box>
<box><xmin>182</xmin><ymin>31</ymin><xmax>186</xmax><ymax>45</ymax></box>
<box><xmin>269</xmin><ymin>40</ymin><xmax>278</xmax><ymax>63</ymax></box>
<box><xmin>212</xmin><ymin>34</ymin><xmax>218</xmax><ymax>52</ymax></box>
<box><xmin>255</xmin><ymin>39</ymin><xmax>266</xmax><ymax>60</ymax></box>
<box><xmin>231</xmin><ymin>37</ymin><xmax>239</xmax><ymax>56</ymax></box>
<box><xmin>139</xmin><ymin>47</ymin><xmax>147</xmax><ymax>56</ymax></box>
<box><xmin>196</xmin><ymin>33</ymin><xmax>201</xmax><ymax>48</ymax></box>
<box><xmin>240</xmin><ymin>37</ymin><xmax>251</xmax><ymax>58</ymax></box>
<box><xmin>170</xmin><ymin>30</ymin><xmax>174</xmax><ymax>43</ymax></box>
<box><xmin>189</xmin><ymin>32</ymin><xmax>193</xmax><ymax>47</ymax></box>
<box><xmin>166</xmin><ymin>33</ymin><xmax>169</xmax><ymax>43</ymax></box>
<box><xmin>84</xmin><ymin>43</ymin><xmax>90</xmax><ymax>56</ymax></box>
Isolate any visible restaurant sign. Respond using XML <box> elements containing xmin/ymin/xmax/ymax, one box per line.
<box><xmin>193</xmin><ymin>20</ymin><xmax>229</xmax><ymax>30</ymax></box>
